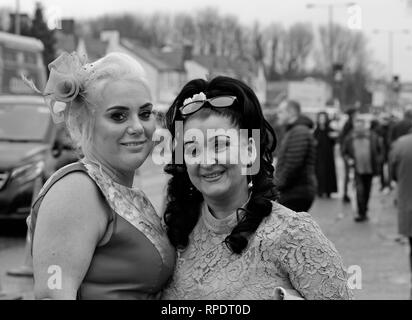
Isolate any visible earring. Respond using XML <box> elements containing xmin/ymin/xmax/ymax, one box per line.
<box><xmin>248</xmin><ymin>180</ymin><xmax>253</xmax><ymax>189</ymax></box>
<box><xmin>188</xmin><ymin>186</ymin><xmax>194</xmax><ymax>196</ymax></box>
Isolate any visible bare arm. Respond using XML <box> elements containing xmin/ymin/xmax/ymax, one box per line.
<box><xmin>32</xmin><ymin>172</ymin><xmax>109</xmax><ymax>299</ymax></box>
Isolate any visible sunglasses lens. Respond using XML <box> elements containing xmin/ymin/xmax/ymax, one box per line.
<box><xmin>181</xmin><ymin>101</ymin><xmax>204</xmax><ymax>115</ymax></box>
<box><xmin>210</xmin><ymin>96</ymin><xmax>236</xmax><ymax>107</ymax></box>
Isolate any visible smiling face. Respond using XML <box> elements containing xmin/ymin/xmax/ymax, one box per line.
<box><xmin>183</xmin><ymin>113</ymin><xmax>249</xmax><ymax>202</ymax></box>
<box><xmin>90</xmin><ymin>79</ymin><xmax>155</xmax><ymax>174</ymax></box>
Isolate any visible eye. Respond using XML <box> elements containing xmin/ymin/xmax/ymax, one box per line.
<box><xmin>139</xmin><ymin>110</ymin><xmax>152</xmax><ymax>120</ymax></box>
<box><xmin>214</xmin><ymin>137</ymin><xmax>230</xmax><ymax>152</ymax></box>
<box><xmin>110</xmin><ymin>112</ymin><xmax>127</xmax><ymax>122</ymax></box>
<box><xmin>184</xmin><ymin>144</ymin><xmax>200</xmax><ymax>158</ymax></box>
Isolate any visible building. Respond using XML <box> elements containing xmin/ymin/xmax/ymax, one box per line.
<box><xmin>54</xmin><ymin>28</ymin><xmax>268</xmax><ymax>112</ymax></box>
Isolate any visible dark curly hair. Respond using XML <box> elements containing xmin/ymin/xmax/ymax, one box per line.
<box><xmin>163</xmin><ymin>76</ymin><xmax>278</xmax><ymax>254</ymax></box>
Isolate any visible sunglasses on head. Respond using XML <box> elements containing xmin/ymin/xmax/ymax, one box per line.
<box><xmin>179</xmin><ymin>95</ymin><xmax>237</xmax><ymax>117</ymax></box>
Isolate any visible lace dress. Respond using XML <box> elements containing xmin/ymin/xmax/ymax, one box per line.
<box><xmin>162</xmin><ymin>201</ymin><xmax>353</xmax><ymax>300</ymax></box>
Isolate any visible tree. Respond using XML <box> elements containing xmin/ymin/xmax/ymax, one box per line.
<box><xmin>219</xmin><ymin>15</ymin><xmax>241</xmax><ymax>58</ymax></box>
<box><xmin>315</xmin><ymin>24</ymin><xmax>372</xmax><ymax>107</ymax></box>
<box><xmin>285</xmin><ymin>23</ymin><xmax>314</xmax><ymax>75</ymax></box>
<box><xmin>262</xmin><ymin>23</ymin><xmax>284</xmax><ymax>80</ymax></box>
<box><xmin>30</xmin><ymin>2</ymin><xmax>56</xmax><ymax>73</ymax></box>
<box><xmin>172</xmin><ymin>13</ymin><xmax>197</xmax><ymax>46</ymax></box>
<box><xmin>146</xmin><ymin>12</ymin><xmax>173</xmax><ymax>48</ymax></box>
<box><xmin>195</xmin><ymin>7</ymin><xmax>222</xmax><ymax>55</ymax></box>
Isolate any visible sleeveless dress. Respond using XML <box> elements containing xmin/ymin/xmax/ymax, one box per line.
<box><xmin>162</xmin><ymin>201</ymin><xmax>354</xmax><ymax>300</ymax></box>
<box><xmin>28</xmin><ymin>160</ymin><xmax>175</xmax><ymax>300</ymax></box>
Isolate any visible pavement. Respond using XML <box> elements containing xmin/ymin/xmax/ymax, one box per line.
<box><xmin>0</xmin><ymin>156</ymin><xmax>411</xmax><ymax>300</ymax></box>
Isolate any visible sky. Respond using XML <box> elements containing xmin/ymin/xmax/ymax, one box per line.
<box><xmin>3</xmin><ymin>0</ymin><xmax>412</xmax><ymax>81</ymax></box>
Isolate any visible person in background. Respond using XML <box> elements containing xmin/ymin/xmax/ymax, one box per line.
<box><xmin>389</xmin><ymin>128</ymin><xmax>412</xmax><ymax>299</ymax></box>
<box><xmin>370</xmin><ymin>118</ymin><xmax>389</xmax><ymax>192</ymax></box>
<box><xmin>342</xmin><ymin>114</ymin><xmax>383</xmax><ymax>222</ymax></box>
<box><xmin>339</xmin><ymin>108</ymin><xmax>358</xmax><ymax>203</ymax></box>
<box><xmin>275</xmin><ymin>100</ymin><xmax>317</xmax><ymax>212</ymax></box>
<box><xmin>314</xmin><ymin>111</ymin><xmax>338</xmax><ymax>198</ymax></box>
<box><xmin>390</xmin><ymin>108</ymin><xmax>412</xmax><ymax>145</ymax></box>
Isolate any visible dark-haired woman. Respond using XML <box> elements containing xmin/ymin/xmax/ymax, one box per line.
<box><xmin>161</xmin><ymin>76</ymin><xmax>353</xmax><ymax>300</ymax></box>
<box><xmin>314</xmin><ymin>111</ymin><xmax>338</xmax><ymax>198</ymax></box>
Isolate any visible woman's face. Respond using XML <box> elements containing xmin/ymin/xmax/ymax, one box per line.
<box><xmin>91</xmin><ymin>79</ymin><xmax>155</xmax><ymax>174</ymax></box>
<box><xmin>183</xmin><ymin>113</ymin><xmax>249</xmax><ymax>201</ymax></box>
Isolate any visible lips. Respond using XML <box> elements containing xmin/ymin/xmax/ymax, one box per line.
<box><xmin>201</xmin><ymin>170</ymin><xmax>225</xmax><ymax>181</ymax></box>
<box><xmin>120</xmin><ymin>140</ymin><xmax>146</xmax><ymax>147</ymax></box>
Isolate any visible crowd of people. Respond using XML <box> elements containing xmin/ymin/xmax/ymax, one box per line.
<box><xmin>273</xmin><ymin>100</ymin><xmax>412</xmax><ymax>297</ymax></box>
<box><xmin>274</xmin><ymin>101</ymin><xmax>412</xmax><ymax>220</ymax></box>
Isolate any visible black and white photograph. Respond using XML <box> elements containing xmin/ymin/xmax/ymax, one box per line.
<box><xmin>0</xmin><ymin>0</ymin><xmax>412</xmax><ymax>305</ymax></box>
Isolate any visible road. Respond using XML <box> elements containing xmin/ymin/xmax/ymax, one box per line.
<box><xmin>0</xmin><ymin>157</ymin><xmax>410</xmax><ymax>299</ymax></box>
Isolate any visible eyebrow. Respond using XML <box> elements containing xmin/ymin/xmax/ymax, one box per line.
<box><xmin>183</xmin><ymin>140</ymin><xmax>196</xmax><ymax>146</ymax></box>
<box><xmin>208</xmin><ymin>135</ymin><xmax>231</xmax><ymax>141</ymax></box>
<box><xmin>106</xmin><ymin>103</ymin><xmax>153</xmax><ymax>112</ymax></box>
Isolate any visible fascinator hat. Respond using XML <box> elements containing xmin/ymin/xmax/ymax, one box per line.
<box><xmin>23</xmin><ymin>51</ymin><xmax>90</xmax><ymax>124</ymax></box>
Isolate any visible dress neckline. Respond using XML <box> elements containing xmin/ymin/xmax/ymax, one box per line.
<box><xmin>201</xmin><ymin>195</ymin><xmax>250</xmax><ymax>234</ymax></box>
<box><xmin>81</xmin><ymin>158</ymin><xmax>138</xmax><ymax>192</ymax></box>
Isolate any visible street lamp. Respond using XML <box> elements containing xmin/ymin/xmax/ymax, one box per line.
<box><xmin>14</xmin><ymin>0</ymin><xmax>20</xmax><ymax>35</ymax></box>
<box><xmin>306</xmin><ymin>2</ymin><xmax>356</xmax><ymax>68</ymax></box>
<box><xmin>373</xmin><ymin>29</ymin><xmax>410</xmax><ymax>79</ymax></box>
<box><xmin>306</xmin><ymin>2</ymin><xmax>356</xmax><ymax>110</ymax></box>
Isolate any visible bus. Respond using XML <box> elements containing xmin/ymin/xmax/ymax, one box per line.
<box><xmin>0</xmin><ymin>31</ymin><xmax>46</xmax><ymax>94</ymax></box>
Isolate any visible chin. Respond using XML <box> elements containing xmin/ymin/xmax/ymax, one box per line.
<box><xmin>125</xmin><ymin>155</ymin><xmax>148</xmax><ymax>171</ymax></box>
<box><xmin>201</xmin><ymin>184</ymin><xmax>230</xmax><ymax>199</ymax></box>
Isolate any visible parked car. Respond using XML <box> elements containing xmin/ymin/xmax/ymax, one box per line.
<box><xmin>0</xmin><ymin>95</ymin><xmax>77</xmax><ymax>219</ymax></box>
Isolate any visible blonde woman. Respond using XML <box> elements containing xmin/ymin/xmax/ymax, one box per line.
<box><xmin>27</xmin><ymin>52</ymin><xmax>175</xmax><ymax>299</ymax></box>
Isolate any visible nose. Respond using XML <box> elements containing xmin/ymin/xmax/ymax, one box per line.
<box><xmin>127</xmin><ymin>114</ymin><xmax>144</xmax><ymax>135</ymax></box>
<box><xmin>203</xmin><ymin>148</ymin><xmax>218</xmax><ymax>165</ymax></box>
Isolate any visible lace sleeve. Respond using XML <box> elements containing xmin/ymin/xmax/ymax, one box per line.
<box><xmin>277</xmin><ymin>212</ymin><xmax>354</xmax><ymax>300</ymax></box>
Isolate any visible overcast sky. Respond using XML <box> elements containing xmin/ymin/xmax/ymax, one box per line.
<box><xmin>3</xmin><ymin>0</ymin><xmax>412</xmax><ymax>80</ymax></box>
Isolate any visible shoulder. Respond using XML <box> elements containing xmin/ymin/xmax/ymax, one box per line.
<box><xmin>259</xmin><ymin>201</ymin><xmax>336</xmax><ymax>253</ymax></box>
<box><xmin>292</xmin><ymin>124</ymin><xmax>311</xmax><ymax>135</ymax></box>
<box><xmin>397</xmin><ymin>133</ymin><xmax>412</xmax><ymax>146</ymax></box>
<box><xmin>392</xmin><ymin>134</ymin><xmax>412</xmax><ymax>154</ymax></box>
<box><xmin>38</xmin><ymin>170</ymin><xmax>109</xmax><ymax>231</ymax></box>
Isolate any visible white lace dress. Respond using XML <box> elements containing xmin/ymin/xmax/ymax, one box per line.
<box><xmin>162</xmin><ymin>201</ymin><xmax>354</xmax><ymax>300</ymax></box>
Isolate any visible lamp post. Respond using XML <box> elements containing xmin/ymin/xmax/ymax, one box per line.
<box><xmin>373</xmin><ymin>29</ymin><xmax>410</xmax><ymax>79</ymax></box>
<box><xmin>373</xmin><ymin>29</ymin><xmax>409</xmax><ymax>113</ymax></box>
<box><xmin>14</xmin><ymin>0</ymin><xmax>20</xmax><ymax>35</ymax></box>
<box><xmin>306</xmin><ymin>2</ymin><xmax>356</xmax><ymax>70</ymax></box>
<box><xmin>306</xmin><ymin>2</ymin><xmax>356</xmax><ymax>110</ymax></box>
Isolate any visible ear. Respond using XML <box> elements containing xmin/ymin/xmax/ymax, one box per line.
<box><xmin>247</xmin><ymin>137</ymin><xmax>257</xmax><ymax>167</ymax></box>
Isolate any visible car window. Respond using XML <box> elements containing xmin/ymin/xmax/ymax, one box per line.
<box><xmin>0</xmin><ymin>103</ymin><xmax>51</xmax><ymax>141</ymax></box>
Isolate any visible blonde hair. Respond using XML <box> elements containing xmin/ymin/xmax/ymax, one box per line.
<box><xmin>64</xmin><ymin>52</ymin><xmax>151</xmax><ymax>159</ymax></box>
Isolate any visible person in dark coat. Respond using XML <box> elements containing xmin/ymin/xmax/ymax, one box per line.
<box><xmin>389</xmin><ymin>129</ymin><xmax>412</xmax><ymax>299</ymax></box>
<box><xmin>342</xmin><ymin>114</ymin><xmax>383</xmax><ymax>222</ymax></box>
<box><xmin>314</xmin><ymin>111</ymin><xmax>338</xmax><ymax>198</ymax></box>
<box><xmin>339</xmin><ymin>108</ymin><xmax>358</xmax><ymax>203</ymax></box>
<box><xmin>275</xmin><ymin>100</ymin><xmax>317</xmax><ymax>212</ymax></box>
<box><xmin>390</xmin><ymin>108</ymin><xmax>412</xmax><ymax>145</ymax></box>
<box><xmin>371</xmin><ymin>118</ymin><xmax>389</xmax><ymax>191</ymax></box>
